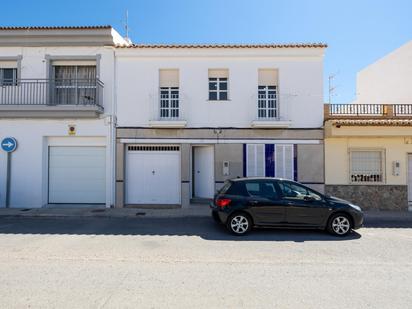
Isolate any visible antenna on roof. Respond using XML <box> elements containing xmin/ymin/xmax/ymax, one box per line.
<box><xmin>123</xmin><ymin>10</ymin><xmax>132</xmax><ymax>44</ymax></box>
<box><xmin>328</xmin><ymin>72</ymin><xmax>339</xmax><ymax>104</ymax></box>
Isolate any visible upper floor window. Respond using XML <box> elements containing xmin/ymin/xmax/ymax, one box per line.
<box><xmin>350</xmin><ymin>149</ymin><xmax>384</xmax><ymax>183</ymax></box>
<box><xmin>159</xmin><ymin>69</ymin><xmax>180</xmax><ymax>119</ymax></box>
<box><xmin>208</xmin><ymin>69</ymin><xmax>228</xmax><ymax>101</ymax></box>
<box><xmin>258</xmin><ymin>69</ymin><xmax>278</xmax><ymax>119</ymax></box>
<box><xmin>0</xmin><ymin>66</ymin><xmax>18</xmax><ymax>86</ymax></box>
<box><xmin>53</xmin><ymin>63</ymin><xmax>97</xmax><ymax>105</ymax></box>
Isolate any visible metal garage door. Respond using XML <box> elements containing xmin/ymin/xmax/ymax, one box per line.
<box><xmin>48</xmin><ymin>146</ymin><xmax>106</xmax><ymax>204</ymax></box>
<box><xmin>126</xmin><ymin>145</ymin><xmax>180</xmax><ymax>205</ymax></box>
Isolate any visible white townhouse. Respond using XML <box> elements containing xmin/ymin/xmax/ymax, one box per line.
<box><xmin>114</xmin><ymin>43</ymin><xmax>327</xmax><ymax>207</ymax></box>
<box><xmin>0</xmin><ymin>26</ymin><xmax>128</xmax><ymax>208</ymax></box>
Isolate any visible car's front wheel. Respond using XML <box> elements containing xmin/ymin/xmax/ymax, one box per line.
<box><xmin>227</xmin><ymin>213</ymin><xmax>252</xmax><ymax>235</ymax></box>
<box><xmin>327</xmin><ymin>213</ymin><xmax>352</xmax><ymax>236</ymax></box>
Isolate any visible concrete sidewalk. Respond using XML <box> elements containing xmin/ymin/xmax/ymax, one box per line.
<box><xmin>0</xmin><ymin>206</ymin><xmax>412</xmax><ymax>222</ymax></box>
<box><xmin>0</xmin><ymin>205</ymin><xmax>211</xmax><ymax>218</ymax></box>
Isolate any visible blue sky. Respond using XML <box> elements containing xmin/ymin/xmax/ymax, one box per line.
<box><xmin>2</xmin><ymin>0</ymin><xmax>411</xmax><ymax>103</ymax></box>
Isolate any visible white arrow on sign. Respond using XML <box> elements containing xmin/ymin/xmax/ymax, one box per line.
<box><xmin>2</xmin><ymin>142</ymin><xmax>14</xmax><ymax>148</ymax></box>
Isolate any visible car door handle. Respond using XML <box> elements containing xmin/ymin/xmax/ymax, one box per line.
<box><xmin>249</xmin><ymin>200</ymin><xmax>259</xmax><ymax>205</ymax></box>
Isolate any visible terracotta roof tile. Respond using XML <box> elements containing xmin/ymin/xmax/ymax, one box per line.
<box><xmin>117</xmin><ymin>43</ymin><xmax>327</xmax><ymax>49</ymax></box>
<box><xmin>0</xmin><ymin>25</ymin><xmax>112</xmax><ymax>30</ymax></box>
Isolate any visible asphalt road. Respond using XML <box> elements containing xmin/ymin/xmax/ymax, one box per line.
<box><xmin>0</xmin><ymin>216</ymin><xmax>411</xmax><ymax>309</ymax></box>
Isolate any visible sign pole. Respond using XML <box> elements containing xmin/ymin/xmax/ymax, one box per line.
<box><xmin>5</xmin><ymin>152</ymin><xmax>11</xmax><ymax>208</ymax></box>
<box><xmin>1</xmin><ymin>137</ymin><xmax>17</xmax><ymax>208</ymax></box>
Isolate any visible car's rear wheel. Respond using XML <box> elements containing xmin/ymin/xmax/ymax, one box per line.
<box><xmin>327</xmin><ymin>213</ymin><xmax>352</xmax><ymax>236</ymax></box>
<box><xmin>227</xmin><ymin>213</ymin><xmax>252</xmax><ymax>235</ymax></box>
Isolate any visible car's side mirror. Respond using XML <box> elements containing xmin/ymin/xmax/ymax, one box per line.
<box><xmin>304</xmin><ymin>195</ymin><xmax>316</xmax><ymax>202</ymax></box>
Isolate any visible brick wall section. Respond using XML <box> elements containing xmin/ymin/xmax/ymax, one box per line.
<box><xmin>325</xmin><ymin>185</ymin><xmax>408</xmax><ymax>211</ymax></box>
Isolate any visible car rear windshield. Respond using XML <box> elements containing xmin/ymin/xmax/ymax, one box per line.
<box><xmin>218</xmin><ymin>181</ymin><xmax>233</xmax><ymax>194</ymax></box>
<box><xmin>219</xmin><ymin>181</ymin><xmax>250</xmax><ymax>196</ymax></box>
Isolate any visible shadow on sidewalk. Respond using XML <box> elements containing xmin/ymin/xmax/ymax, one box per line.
<box><xmin>0</xmin><ymin>216</ymin><xmax>364</xmax><ymax>242</ymax></box>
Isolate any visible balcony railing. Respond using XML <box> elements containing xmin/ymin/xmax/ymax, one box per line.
<box><xmin>324</xmin><ymin>104</ymin><xmax>412</xmax><ymax>120</ymax></box>
<box><xmin>0</xmin><ymin>79</ymin><xmax>104</xmax><ymax>108</ymax></box>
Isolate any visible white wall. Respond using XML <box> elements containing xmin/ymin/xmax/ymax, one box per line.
<box><xmin>115</xmin><ymin>48</ymin><xmax>325</xmax><ymax>128</ymax></box>
<box><xmin>354</xmin><ymin>40</ymin><xmax>412</xmax><ymax>105</ymax></box>
<box><xmin>0</xmin><ymin>46</ymin><xmax>115</xmax><ymax>113</ymax></box>
<box><xmin>0</xmin><ymin>119</ymin><xmax>111</xmax><ymax>208</ymax></box>
<box><xmin>0</xmin><ymin>45</ymin><xmax>116</xmax><ymax>208</ymax></box>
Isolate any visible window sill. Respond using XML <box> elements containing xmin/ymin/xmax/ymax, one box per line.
<box><xmin>251</xmin><ymin>119</ymin><xmax>291</xmax><ymax>128</ymax></box>
<box><xmin>207</xmin><ymin>99</ymin><xmax>231</xmax><ymax>102</ymax></box>
<box><xmin>348</xmin><ymin>182</ymin><xmax>386</xmax><ymax>185</ymax></box>
<box><xmin>148</xmin><ymin>120</ymin><xmax>187</xmax><ymax>128</ymax></box>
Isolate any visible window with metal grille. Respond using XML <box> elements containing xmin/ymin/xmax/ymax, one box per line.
<box><xmin>128</xmin><ymin>145</ymin><xmax>180</xmax><ymax>152</ymax></box>
<box><xmin>350</xmin><ymin>150</ymin><xmax>384</xmax><ymax>183</ymax></box>
<box><xmin>160</xmin><ymin>87</ymin><xmax>179</xmax><ymax>118</ymax></box>
<box><xmin>258</xmin><ymin>85</ymin><xmax>277</xmax><ymax>119</ymax></box>
<box><xmin>0</xmin><ymin>68</ymin><xmax>17</xmax><ymax>86</ymax></box>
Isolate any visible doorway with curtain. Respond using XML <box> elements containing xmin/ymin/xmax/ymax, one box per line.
<box><xmin>53</xmin><ymin>65</ymin><xmax>97</xmax><ymax>105</ymax></box>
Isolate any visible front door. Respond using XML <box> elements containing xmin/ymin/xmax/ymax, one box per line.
<box><xmin>279</xmin><ymin>181</ymin><xmax>329</xmax><ymax>226</ymax></box>
<box><xmin>193</xmin><ymin>146</ymin><xmax>214</xmax><ymax>198</ymax></box>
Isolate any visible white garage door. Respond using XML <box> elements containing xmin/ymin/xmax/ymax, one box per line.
<box><xmin>49</xmin><ymin>146</ymin><xmax>106</xmax><ymax>204</ymax></box>
<box><xmin>126</xmin><ymin>145</ymin><xmax>180</xmax><ymax>205</ymax></box>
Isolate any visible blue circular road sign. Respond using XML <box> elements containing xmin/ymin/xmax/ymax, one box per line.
<box><xmin>1</xmin><ymin>137</ymin><xmax>17</xmax><ymax>153</ymax></box>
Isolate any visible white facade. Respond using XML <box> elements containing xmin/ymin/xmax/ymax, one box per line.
<box><xmin>353</xmin><ymin>40</ymin><xmax>412</xmax><ymax>105</ymax></box>
<box><xmin>114</xmin><ymin>45</ymin><xmax>326</xmax><ymax>207</ymax></box>
<box><xmin>0</xmin><ymin>27</ymin><xmax>127</xmax><ymax>208</ymax></box>
<box><xmin>115</xmin><ymin>47</ymin><xmax>325</xmax><ymax>128</ymax></box>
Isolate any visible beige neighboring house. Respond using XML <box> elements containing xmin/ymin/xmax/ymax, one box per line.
<box><xmin>324</xmin><ymin>40</ymin><xmax>412</xmax><ymax>211</ymax></box>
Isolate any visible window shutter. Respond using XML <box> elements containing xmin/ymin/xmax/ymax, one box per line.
<box><xmin>247</xmin><ymin>145</ymin><xmax>255</xmax><ymax>176</ymax></box>
<box><xmin>0</xmin><ymin>61</ymin><xmax>18</xmax><ymax>69</ymax></box>
<box><xmin>159</xmin><ymin>69</ymin><xmax>179</xmax><ymax>87</ymax></box>
<box><xmin>350</xmin><ymin>150</ymin><xmax>383</xmax><ymax>183</ymax></box>
<box><xmin>275</xmin><ymin>144</ymin><xmax>294</xmax><ymax>180</ymax></box>
<box><xmin>258</xmin><ymin>69</ymin><xmax>278</xmax><ymax>86</ymax></box>
<box><xmin>51</xmin><ymin>60</ymin><xmax>96</xmax><ymax>66</ymax></box>
<box><xmin>246</xmin><ymin>144</ymin><xmax>265</xmax><ymax>177</ymax></box>
<box><xmin>284</xmin><ymin>145</ymin><xmax>293</xmax><ymax>180</ymax></box>
<box><xmin>208</xmin><ymin>69</ymin><xmax>229</xmax><ymax>78</ymax></box>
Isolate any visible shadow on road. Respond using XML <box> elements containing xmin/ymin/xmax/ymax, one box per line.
<box><xmin>0</xmin><ymin>216</ymin><xmax>365</xmax><ymax>242</ymax></box>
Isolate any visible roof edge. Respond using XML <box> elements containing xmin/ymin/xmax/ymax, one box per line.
<box><xmin>0</xmin><ymin>25</ymin><xmax>112</xmax><ymax>30</ymax></box>
<box><xmin>116</xmin><ymin>43</ymin><xmax>328</xmax><ymax>49</ymax></box>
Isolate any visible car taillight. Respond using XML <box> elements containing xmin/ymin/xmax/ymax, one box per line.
<box><xmin>216</xmin><ymin>198</ymin><xmax>231</xmax><ymax>208</ymax></box>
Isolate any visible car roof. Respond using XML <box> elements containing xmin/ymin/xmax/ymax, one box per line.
<box><xmin>230</xmin><ymin>177</ymin><xmax>288</xmax><ymax>182</ymax></box>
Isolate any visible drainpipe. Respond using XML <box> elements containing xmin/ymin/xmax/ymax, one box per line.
<box><xmin>111</xmin><ymin>47</ymin><xmax>118</xmax><ymax>208</ymax></box>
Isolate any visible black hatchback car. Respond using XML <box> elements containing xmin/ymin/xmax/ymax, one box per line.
<box><xmin>210</xmin><ymin>177</ymin><xmax>363</xmax><ymax>236</ymax></box>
